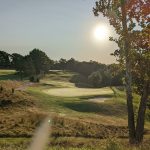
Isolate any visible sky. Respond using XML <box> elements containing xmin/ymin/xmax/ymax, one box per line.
<box><xmin>0</xmin><ymin>0</ymin><xmax>118</xmax><ymax>64</ymax></box>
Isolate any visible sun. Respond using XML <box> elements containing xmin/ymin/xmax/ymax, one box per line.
<box><xmin>93</xmin><ymin>25</ymin><xmax>109</xmax><ymax>41</ymax></box>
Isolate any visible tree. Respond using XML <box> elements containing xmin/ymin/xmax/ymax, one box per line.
<box><xmin>93</xmin><ymin>0</ymin><xmax>149</xmax><ymax>144</ymax></box>
<box><xmin>29</xmin><ymin>49</ymin><xmax>52</xmax><ymax>74</ymax></box>
<box><xmin>130</xmin><ymin>26</ymin><xmax>150</xmax><ymax>143</ymax></box>
<box><xmin>0</xmin><ymin>51</ymin><xmax>11</xmax><ymax>68</ymax></box>
<box><xmin>22</xmin><ymin>55</ymin><xmax>36</xmax><ymax>76</ymax></box>
<box><xmin>58</xmin><ymin>58</ymin><xmax>67</xmax><ymax>70</ymax></box>
<box><xmin>11</xmin><ymin>53</ymin><xmax>24</xmax><ymax>79</ymax></box>
<box><xmin>108</xmin><ymin>64</ymin><xmax>124</xmax><ymax>86</ymax></box>
<box><xmin>66</xmin><ymin>58</ymin><xmax>78</xmax><ymax>71</ymax></box>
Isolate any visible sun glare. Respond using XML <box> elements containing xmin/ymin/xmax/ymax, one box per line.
<box><xmin>93</xmin><ymin>25</ymin><xmax>109</xmax><ymax>41</ymax></box>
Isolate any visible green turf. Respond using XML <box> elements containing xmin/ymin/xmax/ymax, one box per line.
<box><xmin>0</xmin><ymin>70</ymin><xmax>19</xmax><ymax>80</ymax></box>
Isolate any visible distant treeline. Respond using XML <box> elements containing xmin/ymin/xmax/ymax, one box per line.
<box><xmin>53</xmin><ymin>58</ymin><xmax>124</xmax><ymax>87</ymax></box>
<box><xmin>0</xmin><ymin>49</ymin><xmax>124</xmax><ymax>86</ymax></box>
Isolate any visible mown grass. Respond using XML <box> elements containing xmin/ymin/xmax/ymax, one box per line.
<box><xmin>43</xmin><ymin>87</ymin><xmax>113</xmax><ymax>97</ymax></box>
<box><xmin>27</xmin><ymin>86</ymin><xmax>128</xmax><ymax>121</ymax></box>
<box><xmin>0</xmin><ymin>70</ymin><xmax>19</xmax><ymax>80</ymax></box>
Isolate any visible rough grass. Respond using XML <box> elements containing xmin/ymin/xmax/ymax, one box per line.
<box><xmin>1</xmin><ymin>137</ymin><xmax>150</xmax><ymax>150</ymax></box>
<box><xmin>0</xmin><ymin>70</ymin><xmax>16</xmax><ymax>75</ymax></box>
<box><xmin>0</xmin><ymin>89</ymin><xmax>47</xmax><ymax>138</ymax></box>
<box><xmin>0</xmin><ymin>80</ymin><xmax>23</xmax><ymax>90</ymax></box>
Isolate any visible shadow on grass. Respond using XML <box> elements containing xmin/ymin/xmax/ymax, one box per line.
<box><xmin>62</xmin><ymin>100</ymin><xmax>127</xmax><ymax>117</ymax></box>
<box><xmin>41</xmin><ymin>83</ymin><xmax>56</xmax><ymax>87</ymax></box>
<box><xmin>79</xmin><ymin>94</ymin><xmax>113</xmax><ymax>100</ymax></box>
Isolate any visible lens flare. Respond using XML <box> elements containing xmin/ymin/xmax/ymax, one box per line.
<box><xmin>28</xmin><ymin>118</ymin><xmax>51</xmax><ymax>150</ymax></box>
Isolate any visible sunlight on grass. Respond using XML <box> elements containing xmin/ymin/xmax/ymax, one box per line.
<box><xmin>0</xmin><ymin>70</ymin><xmax>19</xmax><ymax>80</ymax></box>
<box><xmin>43</xmin><ymin>87</ymin><xmax>113</xmax><ymax>97</ymax></box>
<box><xmin>0</xmin><ymin>70</ymin><xmax>16</xmax><ymax>75</ymax></box>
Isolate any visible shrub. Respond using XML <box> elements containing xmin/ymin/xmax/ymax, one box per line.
<box><xmin>12</xmin><ymin>88</ymin><xmax>15</xmax><ymax>94</ymax></box>
<box><xmin>29</xmin><ymin>76</ymin><xmax>40</xmax><ymax>83</ymax></box>
<box><xmin>29</xmin><ymin>76</ymin><xmax>34</xmax><ymax>82</ymax></box>
<box><xmin>88</xmin><ymin>71</ymin><xmax>102</xmax><ymax>88</ymax></box>
<box><xmin>0</xmin><ymin>86</ymin><xmax>3</xmax><ymax>92</ymax></box>
<box><xmin>146</xmin><ymin>109</ymin><xmax>150</xmax><ymax>122</ymax></box>
<box><xmin>106</xmin><ymin>139</ymin><xmax>122</xmax><ymax>150</ymax></box>
<box><xmin>36</xmin><ymin>78</ymin><xmax>40</xmax><ymax>83</ymax></box>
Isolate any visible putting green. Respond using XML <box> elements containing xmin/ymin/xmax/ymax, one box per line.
<box><xmin>43</xmin><ymin>87</ymin><xmax>113</xmax><ymax>97</ymax></box>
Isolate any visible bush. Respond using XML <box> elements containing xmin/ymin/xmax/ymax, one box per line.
<box><xmin>29</xmin><ymin>76</ymin><xmax>34</xmax><ymax>82</ymax></box>
<box><xmin>70</xmin><ymin>74</ymin><xmax>90</xmax><ymax>87</ymax></box>
<box><xmin>88</xmin><ymin>71</ymin><xmax>102</xmax><ymax>88</ymax></box>
<box><xmin>146</xmin><ymin>109</ymin><xmax>150</xmax><ymax>122</ymax></box>
<box><xmin>0</xmin><ymin>86</ymin><xmax>3</xmax><ymax>92</ymax></box>
<box><xmin>75</xmin><ymin>83</ymin><xmax>93</xmax><ymax>88</ymax></box>
<box><xmin>29</xmin><ymin>76</ymin><xmax>40</xmax><ymax>83</ymax></box>
<box><xmin>12</xmin><ymin>88</ymin><xmax>15</xmax><ymax>94</ymax></box>
<box><xmin>106</xmin><ymin>138</ymin><xmax>122</xmax><ymax>150</ymax></box>
<box><xmin>70</xmin><ymin>74</ymin><xmax>88</xmax><ymax>83</ymax></box>
<box><xmin>36</xmin><ymin>78</ymin><xmax>40</xmax><ymax>82</ymax></box>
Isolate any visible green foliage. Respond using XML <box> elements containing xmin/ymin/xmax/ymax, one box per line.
<box><xmin>0</xmin><ymin>86</ymin><xmax>3</xmax><ymax>93</ymax></box>
<box><xmin>70</xmin><ymin>74</ymin><xmax>91</xmax><ymax>88</ymax></box>
<box><xmin>22</xmin><ymin>55</ymin><xmax>36</xmax><ymax>76</ymax></box>
<box><xmin>0</xmin><ymin>49</ymin><xmax>54</xmax><ymax>79</ymax></box>
<box><xmin>11</xmin><ymin>53</ymin><xmax>24</xmax><ymax>70</ymax></box>
<box><xmin>29</xmin><ymin>48</ymin><xmax>53</xmax><ymax>74</ymax></box>
<box><xmin>0</xmin><ymin>70</ymin><xmax>20</xmax><ymax>80</ymax></box>
<box><xmin>106</xmin><ymin>139</ymin><xmax>122</xmax><ymax>150</ymax></box>
<box><xmin>0</xmin><ymin>51</ymin><xmax>11</xmax><ymax>68</ymax></box>
<box><xmin>69</xmin><ymin>63</ymin><xmax>123</xmax><ymax>88</ymax></box>
<box><xmin>29</xmin><ymin>76</ymin><xmax>34</xmax><ymax>82</ymax></box>
<box><xmin>29</xmin><ymin>76</ymin><xmax>40</xmax><ymax>83</ymax></box>
<box><xmin>12</xmin><ymin>88</ymin><xmax>15</xmax><ymax>94</ymax></box>
<box><xmin>145</xmin><ymin>109</ymin><xmax>150</xmax><ymax>122</ymax></box>
<box><xmin>93</xmin><ymin>0</ymin><xmax>150</xmax><ymax>144</ymax></box>
<box><xmin>88</xmin><ymin>71</ymin><xmax>102</xmax><ymax>87</ymax></box>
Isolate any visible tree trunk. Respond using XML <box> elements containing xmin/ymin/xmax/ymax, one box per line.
<box><xmin>20</xmin><ymin>71</ymin><xmax>23</xmax><ymax>80</ymax></box>
<box><xmin>121</xmin><ymin>0</ymin><xmax>136</xmax><ymax>143</ymax></box>
<box><xmin>135</xmin><ymin>82</ymin><xmax>150</xmax><ymax>143</ymax></box>
<box><xmin>125</xmin><ymin>71</ymin><xmax>136</xmax><ymax>144</ymax></box>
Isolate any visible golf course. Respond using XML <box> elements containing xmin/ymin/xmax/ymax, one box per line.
<box><xmin>0</xmin><ymin>69</ymin><xmax>150</xmax><ymax>150</ymax></box>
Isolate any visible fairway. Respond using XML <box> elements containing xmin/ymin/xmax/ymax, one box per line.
<box><xmin>43</xmin><ymin>87</ymin><xmax>113</xmax><ymax>97</ymax></box>
<box><xmin>0</xmin><ymin>69</ymin><xmax>19</xmax><ymax>80</ymax></box>
<box><xmin>0</xmin><ymin>69</ymin><xmax>16</xmax><ymax>75</ymax></box>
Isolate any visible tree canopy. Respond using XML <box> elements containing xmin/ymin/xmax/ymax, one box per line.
<box><xmin>93</xmin><ymin>0</ymin><xmax>150</xmax><ymax>144</ymax></box>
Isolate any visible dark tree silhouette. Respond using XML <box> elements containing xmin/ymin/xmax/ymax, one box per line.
<box><xmin>0</xmin><ymin>51</ymin><xmax>11</xmax><ymax>68</ymax></box>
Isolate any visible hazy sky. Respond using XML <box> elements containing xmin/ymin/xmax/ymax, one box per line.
<box><xmin>0</xmin><ymin>0</ymin><xmax>118</xmax><ymax>64</ymax></box>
